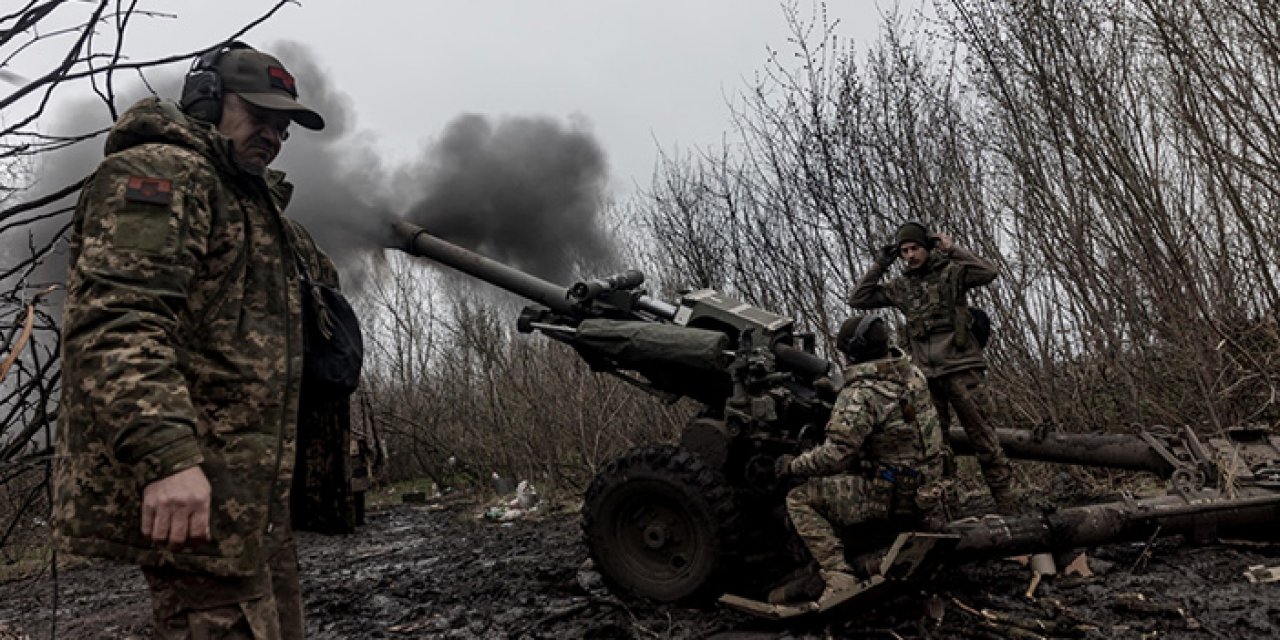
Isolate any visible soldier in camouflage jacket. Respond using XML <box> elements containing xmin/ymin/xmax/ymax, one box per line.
<box><xmin>774</xmin><ymin>315</ymin><xmax>945</xmax><ymax>606</ymax></box>
<box><xmin>849</xmin><ymin>222</ymin><xmax>1015</xmax><ymax>512</ymax></box>
<box><xmin>54</xmin><ymin>44</ymin><xmax>328</xmax><ymax>639</ymax></box>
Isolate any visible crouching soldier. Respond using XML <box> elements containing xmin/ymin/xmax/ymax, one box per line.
<box><xmin>772</xmin><ymin>314</ymin><xmax>946</xmax><ymax>606</ymax></box>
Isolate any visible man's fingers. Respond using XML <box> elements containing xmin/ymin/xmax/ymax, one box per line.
<box><xmin>189</xmin><ymin>502</ymin><xmax>211</xmax><ymax>543</ymax></box>
<box><xmin>140</xmin><ymin>466</ymin><xmax>213</xmax><ymax>546</ymax></box>
<box><xmin>141</xmin><ymin>502</ymin><xmax>155</xmax><ymax>538</ymax></box>
<box><xmin>150</xmin><ymin>507</ymin><xmax>172</xmax><ymax>545</ymax></box>
<box><xmin>168</xmin><ymin>512</ymin><xmax>189</xmax><ymax>548</ymax></box>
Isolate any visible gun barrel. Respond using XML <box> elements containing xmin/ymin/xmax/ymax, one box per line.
<box><xmin>773</xmin><ymin>343</ymin><xmax>833</xmax><ymax>378</ymax></box>
<box><xmin>948</xmin><ymin>428</ymin><xmax>1174</xmax><ymax>474</ymax></box>
<box><xmin>950</xmin><ymin>491</ymin><xmax>1280</xmax><ymax>557</ymax></box>
<box><xmin>392</xmin><ymin>220</ymin><xmax>575</xmax><ymax>316</ymax></box>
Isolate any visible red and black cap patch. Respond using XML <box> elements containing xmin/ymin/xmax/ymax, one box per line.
<box><xmin>267</xmin><ymin>66</ymin><xmax>297</xmax><ymax>97</ymax></box>
<box><xmin>124</xmin><ymin>176</ymin><xmax>173</xmax><ymax>205</ymax></box>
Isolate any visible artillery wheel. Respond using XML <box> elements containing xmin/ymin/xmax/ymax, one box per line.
<box><xmin>582</xmin><ymin>445</ymin><xmax>739</xmax><ymax>602</ymax></box>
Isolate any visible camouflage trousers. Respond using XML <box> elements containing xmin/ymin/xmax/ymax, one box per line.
<box><xmin>785</xmin><ymin>473</ymin><xmax>925</xmax><ymax>573</ymax></box>
<box><xmin>928</xmin><ymin>369</ymin><xmax>1013</xmax><ymax>501</ymax></box>
<box><xmin>142</xmin><ymin>535</ymin><xmax>303</xmax><ymax>640</ymax></box>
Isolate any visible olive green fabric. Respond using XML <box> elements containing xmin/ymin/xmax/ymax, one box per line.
<box><xmin>850</xmin><ymin>242</ymin><xmax>1013</xmax><ymax>507</ymax></box>
<box><xmin>928</xmin><ymin>369</ymin><xmax>1014</xmax><ymax>506</ymax></box>
<box><xmin>572</xmin><ymin>319</ymin><xmax>730</xmax><ymax>372</ymax></box>
<box><xmin>54</xmin><ymin>97</ymin><xmax>304</xmax><ymax>576</ymax></box>
<box><xmin>787</xmin><ymin>353</ymin><xmax>944</xmax><ymax>478</ymax></box>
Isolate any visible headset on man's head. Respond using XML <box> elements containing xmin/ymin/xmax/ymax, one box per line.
<box><xmin>840</xmin><ymin>315</ymin><xmax>884</xmax><ymax>356</ymax></box>
<box><xmin>180</xmin><ymin>41</ymin><xmax>253</xmax><ymax>125</ymax></box>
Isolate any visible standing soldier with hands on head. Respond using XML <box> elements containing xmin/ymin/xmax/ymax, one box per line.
<box><xmin>54</xmin><ymin>41</ymin><xmax>342</xmax><ymax>639</ymax></box>
<box><xmin>848</xmin><ymin>222</ymin><xmax>1016</xmax><ymax>513</ymax></box>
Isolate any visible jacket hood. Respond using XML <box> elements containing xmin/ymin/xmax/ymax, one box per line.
<box><xmin>843</xmin><ymin>348</ymin><xmax>913</xmax><ymax>385</ymax></box>
<box><xmin>104</xmin><ymin>98</ymin><xmax>293</xmax><ymax>210</ymax></box>
<box><xmin>104</xmin><ymin>98</ymin><xmax>237</xmax><ymax>168</ymax></box>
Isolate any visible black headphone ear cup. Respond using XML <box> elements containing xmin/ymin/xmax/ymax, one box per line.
<box><xmin>180</xmin><ymin>68</ymin><xmax>223</xmax><ymax>124</ymax></box>
<box><xmin>178</xmin><ymin>41</ymin><xmax>252</xmax><ymax>125</ymax></box>
<box><xmin>848</xmin><ymin>316</ymin><xmax>881</xmax><ymax>355</ymax></box>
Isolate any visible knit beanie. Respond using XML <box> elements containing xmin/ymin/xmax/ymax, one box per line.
<box><xmin>894</xmin><ymin>222</ymin><xmax>930</xmax><ymax>248</ymax></box>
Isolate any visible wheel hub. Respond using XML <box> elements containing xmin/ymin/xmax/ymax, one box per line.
<box><xmin>643</xmin><ymin>523</ymin><xmax>669</xmax><ymax>548</ymax></box>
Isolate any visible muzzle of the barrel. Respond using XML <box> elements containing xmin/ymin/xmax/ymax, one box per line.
<box><xmin>391</xmin><ymin>220</ymin><xmax>575</xmax><ymax>316</ymax></box>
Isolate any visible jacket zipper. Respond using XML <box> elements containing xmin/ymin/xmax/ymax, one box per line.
<box><xmin>259</xmin><ymin>180</ymin><xmax>296</xmax><ymax>538</ymax></box>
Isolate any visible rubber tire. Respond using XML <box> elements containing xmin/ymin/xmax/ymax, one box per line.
<box><xmin>582</xmin><ymin>444</ymin><xmax>739</xmax><ymax>602</ymax></box>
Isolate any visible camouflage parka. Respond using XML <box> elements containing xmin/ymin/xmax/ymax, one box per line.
<box><xmin>788</xmin><ymin>351</ymin><xmax>944</xmax><ymax>479</ymax></box>
<box><xmin>849</xmin><ymin>247</ymin><xmax>998</xmax><ymax>378</ymax></box>
<box><xmin>54</xmin><ymin>97</ymin><xmax>313</xmax><ymax>576</ymax></box>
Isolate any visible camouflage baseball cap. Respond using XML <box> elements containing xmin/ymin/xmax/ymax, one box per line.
<box><xmin>217</xmin><ymin>47</ymin><xmax>325</xmax><ymax>130</ymax></box>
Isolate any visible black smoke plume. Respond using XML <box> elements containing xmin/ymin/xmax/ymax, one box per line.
<box><xmin>400</xmin><ymin>113</ymin><xmax>614</xmax><ymax>284</ymax></box>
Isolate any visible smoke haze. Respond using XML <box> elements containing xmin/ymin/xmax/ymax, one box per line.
<box><xmin>267</xmin><ymin>42</ymin><xmax>396</xmax><ymax>287</ymax></box>
<box><xmin>5</xmin><ymin>40</ymin><xmax>615</xmax><ymax>295</ymax></box>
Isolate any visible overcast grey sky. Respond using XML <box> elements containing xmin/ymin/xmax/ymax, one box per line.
<box><xmin>4</xmin><ymin>1</ymin><xmax>933</xmax><ymax>289</ymax></box>
<box><xmin>13</xmin><ymin>1</ymin><xmax>907</xmax><ymax>199</ymax></box>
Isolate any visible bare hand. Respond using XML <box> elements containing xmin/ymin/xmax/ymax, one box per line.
<box><xmin>141</xmin><ymin>466</ymin><xmax>211</xmax><ymax>548</ymax></box>
<box><xmin>930</xmin><ymin>233</ymin><xmax>953</xmax><ymax>251</ymax></box>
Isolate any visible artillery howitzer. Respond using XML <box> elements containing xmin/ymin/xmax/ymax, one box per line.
<box><xmin>392</xmin><ymin>221</ymin><xmax>1280</xmax><ymax>614</ymax></box>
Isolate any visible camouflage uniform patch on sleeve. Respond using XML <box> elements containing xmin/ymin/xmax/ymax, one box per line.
<box><xmin>113</xmin><ymin>176</ymin><xmax>177</xmax><ymax>253</ymax></box>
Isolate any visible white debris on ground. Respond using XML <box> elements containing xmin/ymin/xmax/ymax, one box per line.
<box><xmin>479</xmin><ymin>480</ymin><xmax>539</xmax><ymax>522</ymax></box>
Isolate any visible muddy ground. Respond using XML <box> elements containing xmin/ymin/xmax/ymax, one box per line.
<box><xmin>0</xmin><ymin>497</ymin><xmax>1277</xmax><ymax>639</ymax></box>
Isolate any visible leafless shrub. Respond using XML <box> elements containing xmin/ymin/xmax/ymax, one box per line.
<box><xmin>642</xmin><ymin>0</ymin><xmax>1280</xmax><ymax>455</ymax></box>
<box><xmin>356</xmin><ymin>253</ymin><xmax>687</xmax><ymax>499</ymax></box>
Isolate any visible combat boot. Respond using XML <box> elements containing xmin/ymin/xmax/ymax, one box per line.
<box><xmin>766</xmin><ymin>568</ymin><xmax>824</xmax><ymax>604</ymax></box>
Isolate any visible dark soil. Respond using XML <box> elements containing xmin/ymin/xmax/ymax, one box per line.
<box><xmin>0</xmin><ymin>499</ymin><xmax>1277</xmax><ymax>639</ymax></box>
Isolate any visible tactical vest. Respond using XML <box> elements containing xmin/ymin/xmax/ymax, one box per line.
<box><xmin>891</xmin><ymin>258</ymin><xmax>974</xmax><ymax>350</ymax></box>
